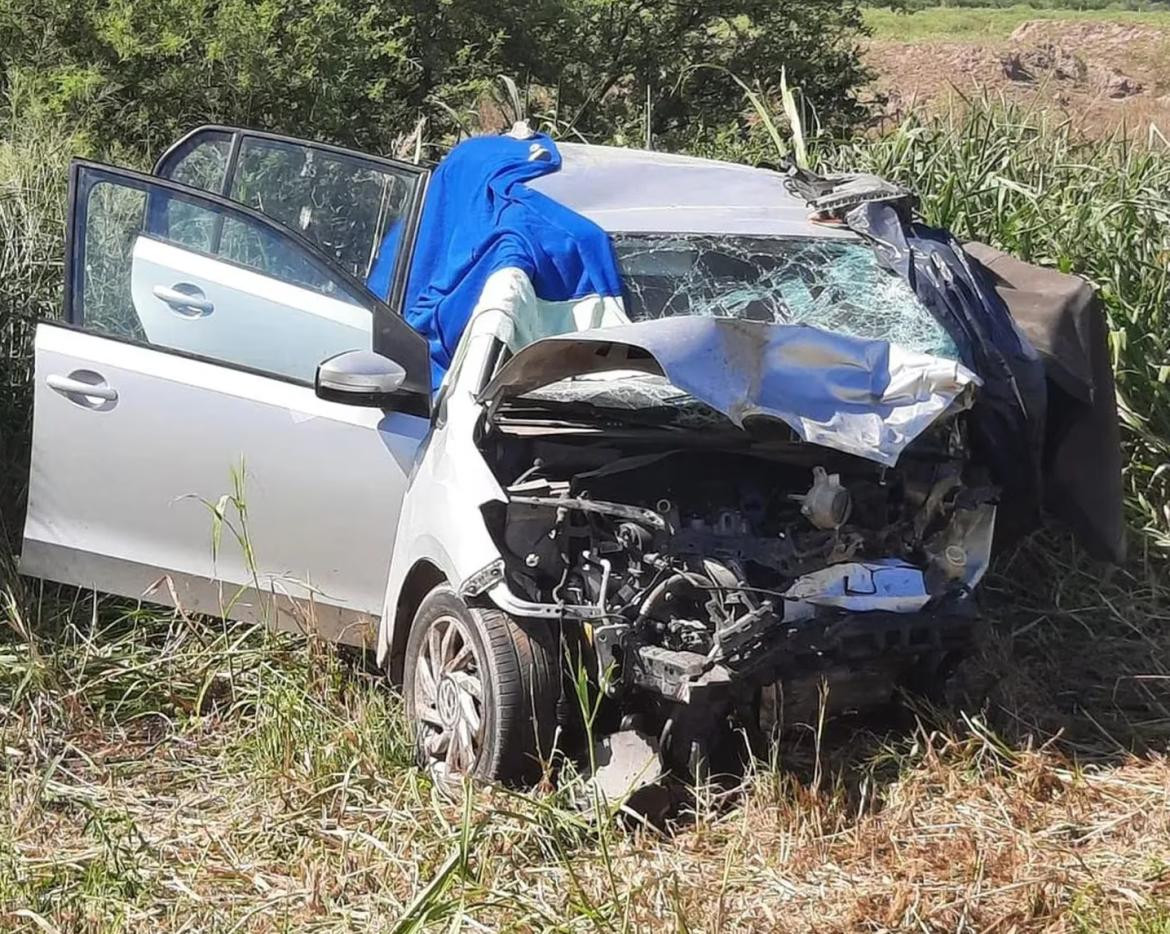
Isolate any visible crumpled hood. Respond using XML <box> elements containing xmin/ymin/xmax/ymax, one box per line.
<box><xmin>480</xmin><ymin>317</ymin><xmax>980</xmax><ymax>466</ymax></box>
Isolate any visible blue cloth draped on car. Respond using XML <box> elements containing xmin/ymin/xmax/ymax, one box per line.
<box><xmin>367</xmin><ymin>133</ymin><xmax>624</xmax><ymax>388</ymax></box>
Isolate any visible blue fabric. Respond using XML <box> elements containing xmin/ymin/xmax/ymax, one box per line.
<box><xmin>369</xmin><ymin>134</ymin><xmax>623</xmax><ymax>388</ymax></box>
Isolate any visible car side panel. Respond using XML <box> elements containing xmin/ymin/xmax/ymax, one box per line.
<box><xmin>130</xmin><ymin>236</ymin><xmax>371</xmax><ymax>381</ymax></box>
<box><xmin>23</xmin><ymin>323</ymin><xmax>428</xmax><ymax>639</ymax></box>
<box><xmin>377</xmin><ymin>319</ymin><xmax>509</xmax><ymax>673</ymax></box>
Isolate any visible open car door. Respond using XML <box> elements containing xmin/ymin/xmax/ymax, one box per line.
<box><xmin>21</xmin><ymin>161</ymin><xmax>430</xmax><ymax>646</ymax></box>
<box><xmin>153</xmin><ymin>125</ymin><xmax>423</xmax><ymax>304</ymax></box>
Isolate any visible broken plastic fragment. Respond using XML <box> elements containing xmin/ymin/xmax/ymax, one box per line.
<box><xmin>783</xmin><ymin>561</ymin><xmax>931</xmax><ymax>620</ymax></box>
<box><xmin>792</xmin><ymin>466</ymin><xmax>851</xmax><ymax>530</ymax></box>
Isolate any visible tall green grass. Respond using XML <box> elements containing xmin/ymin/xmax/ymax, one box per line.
<box><xmin>0</xmin><ymin>103</ymin><xmax>73</xmax><ymax>535</ymax></box>
<box><xmin>827</xmin><ymin>102</ymin><xmax>1170</xmax><ymax>548</ymax></box>
<box><xmin>0</xmin><ymin>82</ymin><xmax>145</xmax><ymax>538</ymax></box>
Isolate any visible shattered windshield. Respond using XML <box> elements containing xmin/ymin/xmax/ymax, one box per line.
<box><xmin>518</xmin><ymin>233</ymin><xmax>959</xmax><ymax>429</ymax></box>
<box><xmin>612</xmin><ymin>234</ymin><xmax>957</xmax><ymax>360</ymax></box>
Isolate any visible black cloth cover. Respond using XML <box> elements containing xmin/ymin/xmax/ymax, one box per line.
<box><xmin>962</xmin><ymin>243</ymin><xmax>1125</xmax><ymax>562</ymax></box>
<box><xmin>846</xmin><ymin>202</ymin><xmax>1049</xmax><ymax>546</ymax></box>
<box><xmin>782</xmin><ymin>166</ymin><xmax>1124</xmax><ymax>561</ymax></box>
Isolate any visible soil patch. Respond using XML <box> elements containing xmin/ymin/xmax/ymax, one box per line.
<box><xmin>865</xmin><ymin>19</ymin><xmax>1170</xmax><ymax>136</ymax></box>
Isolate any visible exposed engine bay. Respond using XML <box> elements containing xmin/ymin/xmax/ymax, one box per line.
<box><xmin>477</xmin><ymin>393</ymin><xmax>995</xmax><ymax>765</ymax></box>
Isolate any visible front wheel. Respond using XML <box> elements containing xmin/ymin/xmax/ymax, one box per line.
<box><xmin>403</xmin><ymin>586</ymin><xmax>560</xmax><ymax>785</ymax></box>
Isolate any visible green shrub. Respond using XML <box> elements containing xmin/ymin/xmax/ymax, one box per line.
<box><xmin>0</xmin><ymin>86</ymin><xmax>79</xmax><ymax>533</ymax></box>
<box><xmin>0</xmin><ymin>0</ymin><xmax>869</xmax><ymax>156</ymax></box>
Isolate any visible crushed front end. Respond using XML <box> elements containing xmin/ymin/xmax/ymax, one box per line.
<box><xmin>474</xmin><ymin>322</ymin><xmax>996</xmax><ymax>767</ymax></box>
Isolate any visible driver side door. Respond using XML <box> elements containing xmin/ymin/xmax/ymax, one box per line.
<box><xmin>21</xmin><ymin>162</ymin><xmax>430</xmax><ymax>645</ymax></box>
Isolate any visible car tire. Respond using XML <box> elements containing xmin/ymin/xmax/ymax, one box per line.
<box><xmin>403</xmin><ymin>585</ymin><xmax>560</xmax><ymax>785</ymax></box>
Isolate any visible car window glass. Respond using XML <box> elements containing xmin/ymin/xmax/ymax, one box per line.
<box><xmin>613</xmin><ymin>233</ymin><xmax>958</xmax><ymax>360</ymax></box>
<box><xmin>82</xmin><ymin>181</ymin><xmax>149</xmax><ymax>341</ymax></box>
<box><xmin>167</xmin><ymin>132</ymin><xmax>232</xmax><ymax>191</ymax></box>
<box><xmin>77</xmin><ymin>168</ymin><xmax>373</xmax><ymax>382</ymax></box>
<box><xmin>148</xmin><ymin>196</ymin><xmax>347</xmax><ymax>297</ymax></box>
<box><xmin>216</xmin><ymin>214</ymin><xmax>344</xmax><ymax>295</ymax></box>
<box><xmin>157</xmin><ymin>131</ymin><xmax>233</xmax><ymax>256</ymax></box>
<box><xmin>229</xmin><ymin>138</ymin><xmax>418</xmax><ymax>282</ymax></box>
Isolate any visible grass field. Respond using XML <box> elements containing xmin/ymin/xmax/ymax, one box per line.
<box><xmin>864</xmin><ymin>4</ymin><xmax>1170</xmax><ymax>40</ymax></box>
<box><xmin>3</xmin><ymin>91</ymin><xmax>1170</xmax><ymax>930</ymax></box>
<box><xmin>3</xmin><ymin>532</ymin><xmax>1168</xmax><ymax>930</ymax></box>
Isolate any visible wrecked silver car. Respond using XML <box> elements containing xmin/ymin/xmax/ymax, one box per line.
<box><xmin>22</xmin><ymin>126</ymin><xmax>1123</xmax><ymax>786</ymax></box>
<box><xmin>389</xmin><ymin>136</ymin><xmax>1121</xmax><ymax>783</ymax></box>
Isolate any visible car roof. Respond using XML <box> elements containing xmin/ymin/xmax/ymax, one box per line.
<box><xmin>526</xmin><ymin>142</ymin><xmax>857</xmax><ymax>240</ymax></box>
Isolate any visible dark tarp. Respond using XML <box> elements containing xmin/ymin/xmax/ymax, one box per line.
<box><xmin>844</xmin><ymin>201</ymin><xmax>1050</xmax><ymax>547</ymax></box>
<box><xmin>963</xmin><ymin>243</ymin><xmax>1125</xmax><ymax>562</ymax></box>
<box><xmin>781</xmin><ymin>166</ymin><xmax>1123</xmax><ymax>561</ymax></box>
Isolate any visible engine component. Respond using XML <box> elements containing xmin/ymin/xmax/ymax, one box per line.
<box><xmin>941</xmin><ymin>545</ymin><xmax>968</xmax><ymax>578</ymax></box>
<box><xmin>509</xmin><ymin>493</ymin><xmax>667</xmax><ymax>530</ymax></box>
<box><xmin>923</xmin><ymin>500</ymin><xmax>997</xmax><ymax>594</ymax></box>
<box><xmin>632</xmin><ymin>645</ymin><xmax>732</xmax><ymax>703</ymax></box>
<box><xmin>792</xmin><ymin>466</ymin><xmax>852</xmax><ymax>530</ymax></box>
<box><xmin>711</xmin><ymin>509</ymin><xmax>751</xmax><ymax>537</ymax></box>
<box><xmin>481</xmin><ymin>429</ymin><xmax>991</xmax><ymax>717</ymax></box>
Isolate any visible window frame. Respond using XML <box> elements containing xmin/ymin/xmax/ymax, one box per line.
<box><xmin>64</xmin><ymin>158</ymin><xmax>431</xmax><ymax>416</ymax></box>
<box><xmin>154</xmin><ymin>125</ymin><xmax>429</xmax><ymax>321</ymax></box>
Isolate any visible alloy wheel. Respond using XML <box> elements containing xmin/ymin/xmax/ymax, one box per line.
<box><xmin>411</xmin><ymin>613</ymin><xmax>485</xmax><ymax>782</ymax></box>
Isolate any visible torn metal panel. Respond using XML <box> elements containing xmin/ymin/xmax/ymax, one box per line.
<box><xmin>481</xmin><ymin>316</ymin><xmax>978</xmax><ymax>466</ymax></box>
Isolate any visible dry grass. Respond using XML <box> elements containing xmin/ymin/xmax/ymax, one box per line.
<box><xmin>2</xmin><ymin>530</ymin><xmax>1168</xmax><ymax>932</ymax></box>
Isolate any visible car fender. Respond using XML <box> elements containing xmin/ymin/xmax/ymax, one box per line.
<box><xmin>377</xmin><ymin>329</ymin><xmax>509</xmax><ymax>671</ymax></box>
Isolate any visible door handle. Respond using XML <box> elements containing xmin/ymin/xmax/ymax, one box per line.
<box><xmin>47</xmin><ymin>372</ymin><xmax>118</xmax><ymax>406</ymax></box>
<box><xmin>153</xmin><ymin>283</ymin><xmax>214</xmax><ymax>317</ymax></box>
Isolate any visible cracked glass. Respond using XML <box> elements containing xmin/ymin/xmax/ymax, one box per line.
<box><xmin>612</xmin><ymin>234</ymin><xmax>957</xmax><ymax>360</ymax></box>
<box><xmin>518</xmin><ymin>233</ymin><xmax>958</xmax><ymax>428</ymax></box>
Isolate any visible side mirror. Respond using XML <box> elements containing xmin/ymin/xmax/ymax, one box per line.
<box><xmin>315</xmin><ymin>350</ymin><xmax>407</xmax><ymax>406</ymax></box>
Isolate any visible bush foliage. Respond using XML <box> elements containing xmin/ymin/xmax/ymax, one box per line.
<box><xmin>0</xmin><ymin>0</ymin><xmax>869</xmax><ymax>157</ymax></box>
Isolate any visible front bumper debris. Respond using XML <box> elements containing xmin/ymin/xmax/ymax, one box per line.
<box><xmin>603</xmin><ymin>599</ymin><xmax>983</xmax><ymax>706</ymax></box>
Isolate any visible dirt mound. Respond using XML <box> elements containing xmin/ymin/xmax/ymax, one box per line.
<box><xmin>1000</xmin><ymin>43</ymin><xmax>1086</xmax><ymax>83</ymax></box>
<box><xmin>865</xmin><ymin>17</ymin><xmax>1170</xmax><ymax>135</ymax></box>
<box><xmin>999</xmin><ymin>42</ymin><xmax>1143</xmax><ymax>99</ymax></box>
<box><xmin>1009</xmin><ymin>18</ymin><xmax>1162</xmax><ymax>46</ymax></box>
